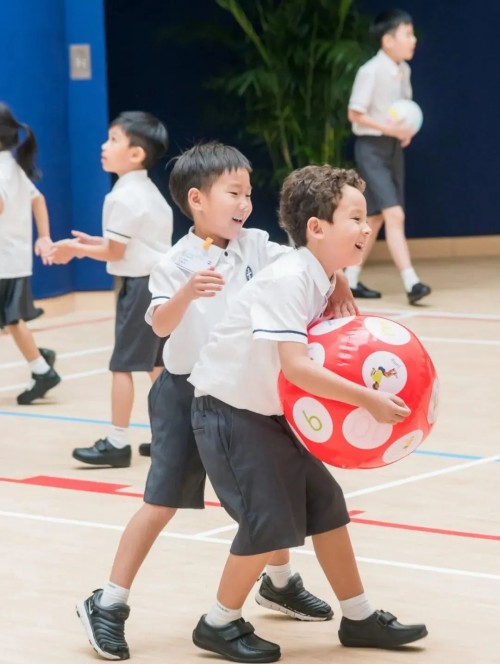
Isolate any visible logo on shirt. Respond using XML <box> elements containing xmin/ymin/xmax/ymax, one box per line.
<box><xmin>245</xmin><ymin>265</ymin><xmax>254</xmax><ymax>281</ymax></box>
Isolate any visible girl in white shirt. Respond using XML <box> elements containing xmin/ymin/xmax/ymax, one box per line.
<box><xmin>0</xmin><ymin>102</ymin><xmax>60</xmax><ymax>404</ymax></box>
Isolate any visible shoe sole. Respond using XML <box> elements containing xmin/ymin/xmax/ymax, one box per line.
<box><xmin>75</xmin><ymin>601</ymin><xmax>128</xmax><ymax>660</ymax></box>
<box><xmin>72</xmin><ymin>453</ymin><xmax>131</xmax><ymax>468</ymax></box>
<box><xmin>192</xmin><ymin>633</ymin><xmax>280</xmax><ymax>663</ymax></box>
<box><xmin>339</xmin><ymin>627</ymin><xmax>428</xmax><ymax>648</ymax></box>
<box><xmin>255</xmin><ymin>592</ymin><xmax>333</xmax><ymax>622</ymax></box>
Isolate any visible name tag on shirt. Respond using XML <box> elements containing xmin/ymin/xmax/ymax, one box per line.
<box><xmin>174</xmin><ymin>242</ymin><xmax>223</xmax><ymax>274</ymax></box>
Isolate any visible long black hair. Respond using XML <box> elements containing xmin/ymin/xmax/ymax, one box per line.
<box><xmin>0</xmin><ymin>102</ymin><xmax>40</xmax><ymax>180</ymax></box>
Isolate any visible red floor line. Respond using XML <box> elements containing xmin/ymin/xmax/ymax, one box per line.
<box><xmin>1</xmin><ymin>475</ymin><xmax>497</xmax><ymax>541</ymax></box>
<box><xmin>0</xmin><ymin>315</ymin><xmax>114</xmax><ymax>338</ymax></box>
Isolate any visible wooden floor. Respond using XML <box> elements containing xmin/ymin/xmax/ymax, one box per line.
<box><xmin>1</xmin><ymin>256</ymin><xmax>499</xmax><ymax>664</ymax></box>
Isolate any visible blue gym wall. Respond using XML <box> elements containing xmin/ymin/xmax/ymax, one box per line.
<box><xmin>0</xmin><ymin>0</ymin><xmax>111</xmax><ymax>299</ymax></box>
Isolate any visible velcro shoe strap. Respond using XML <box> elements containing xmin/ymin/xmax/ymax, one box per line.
<box><xmin>219</xmin><ymin>619</ymin><xmax>255</xmax><ymax>642</ymax></box>
<box><xmin>377</xmin><ymin>611</ymin><xmax>397</xmax><ymax>626</ymax></box>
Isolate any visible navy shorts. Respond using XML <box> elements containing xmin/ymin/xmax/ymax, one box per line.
<box><xmin>144</xmin><ymin>370</ymin><xmax>206</xmax><ymax>509</ymax></box>
<box><xmin>0</xmin><ymin>277</ymin><xmax>44</xmax><ymax>328</ymax></box>
<box><xmin>192</xmin><ymin>396</ymin><xmax>350</xmax><ymax>556</ymax></box>
<box><xmin>354</xmin><ymin>136</ymin><xmax>405</xmax><ymax>216</ymax></box>
<box><xmin>109</xmin><ymin>276</ymin><xmax>164</xmax><ymax>372</ymax></box>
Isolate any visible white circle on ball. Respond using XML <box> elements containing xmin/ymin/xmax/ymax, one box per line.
<box><xmin>362</xmin><ymin>351</ymin><xmax>408</xmax><ymax>394</ymax></box>
<box><xmin>427</xmin><ymin>378</ymin><xmax>440</xmax><ymax>425</ymax></box>
<box><xmin>364</xmin><ymin>317</ymin><xmax>411</xmax><ymax>346</ymax></box>
<box><xmin>292</xmin><ymin>397</ymin><xmax>333</xmax><ymax>444</ymax></box>
<box><xmin>309</xmin><ymin>316</ymin><xmax>355</xmax><ymax>336</ymax></box>
<box><xmin>342</xmin><ymin>408</ymin><xmax>393</xmax><ymax>449</ymax></box>
<box><xmin>307</xmin><ymin>342</ymin><xmax>325</xmax><ymax>365</ymax></box>
<box><xmin>382</xmin><ymin>430</ymin><xmax>424</xmax><ymax>464</ymax></box>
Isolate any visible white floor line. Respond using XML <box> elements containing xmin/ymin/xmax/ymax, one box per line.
<box><xmin>361</xmin><ymin>307</ymin><xmax>500</xmax><ymax>322</ymax></box>
<box><xmin>345</xmin><ymin>452</ymin><xmax>500</xmax><ymax>499</ymax></box>
<box><xmin>0</xmin><ymin>346</ymin><xmax>112</xmax><ymax>370</ymax></box>
<box><xmin>0</xmin><ymin>368</ymin><xmax>108</xmax><ymax>393</ymax></box>
<box><xmin>195</xmin><ymin>524</ymin><xmax>238</xmax><ymax>537</ymax></box>
<box><xmin>1</xmin><ymin>509</ymin><xmax>498</xmax><ymax>581</ymax></box>
<box><xmin>420</xmin><ymin>336</ymin><xmax>500</xmax><ymax>346</ymax></box>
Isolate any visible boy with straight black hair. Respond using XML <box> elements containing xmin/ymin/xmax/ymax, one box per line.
<box><xmin>346</xmin><ymin>8</ymin><xmax>431</xmax><ymax>305</ymax></box>
<box><xmin>189</xmin><ymin>164</ymin><xmax>428</xmax><ymax>662</ymax></box>
<box><xmin>51</xmin><ymin>110</ymin><xmax>173</xmax><ymax>468</ymax></box>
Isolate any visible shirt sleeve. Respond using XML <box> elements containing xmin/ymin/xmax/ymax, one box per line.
<box><xmin>103</xmin><ymin>196</ymin><xmax>142</xmax><ymax>245</ymax></box>
<box><xmin>145</xmin><ymin>253</ymin><xmax>188</xmax><ymax>325</ymax></box>
<box><xmin>19</xmin><ymin>170</ymin><xmax>41</xmax><ymax>200</ymax></box>
<box><xmin>250</xmin><ymin>274</ymin><xmax>309</xmax><ymax>344</ymax></box>
<box><xmin>402</xmin><ymin>64</ymin><xmax>413</xmax><ymax>99</ymax></box>
<box><xmin>348</xmin><ymin>64</ymin><xmax>375</xmax><ymax>114</ymax></box>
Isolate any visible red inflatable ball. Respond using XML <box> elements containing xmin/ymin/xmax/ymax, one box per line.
<box><xmin>278</xmin><ymin>315</ymin><xmax>439</xmax><ymax>469</ymax></box>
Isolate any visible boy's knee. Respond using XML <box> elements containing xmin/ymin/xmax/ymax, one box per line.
<box><xmin>383</xmin><ymin>207</ymin><xmax>405</xmax><ymax>225</ymax></box>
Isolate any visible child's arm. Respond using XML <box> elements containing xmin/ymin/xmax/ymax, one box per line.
<box><xmin>50</xmin><ymin>234</ymin><xmax>125</xmax><ymax>265</ymax></box>
<box><xmin>323</xmin><ymin>270</ymin><xmax>359</xmax><ymax>319</ymax></box>
<box><xmin>32</xmin><ymin>194</ymin><xmax>53</xmax><ymax>265</ymax></box>
<box><xmin>348</xmin><ymin>109</ymin><xmax>414</xmax><ymax>142</ymax></box>
<box><xmin>278</xmin><ymin>341</ymin><xmax>410</xmax><ymax>425</ymax></box>
<box><xmin>151</xmin><ymin>269</ymin><xmax>224</xmax><ymax>337</ymax></box>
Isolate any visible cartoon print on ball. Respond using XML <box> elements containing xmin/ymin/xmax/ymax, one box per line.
<box><xmin>364</xmin><ymin>316</ymin><xmax>411</xmax><ymax>346</ymax></box>
<box><xmin>307</xmin><ymin>342</ymin><xmax>326</xmax><ymax>366</ymax></box>
<box><xmin>382</xmin><ymin>430</ymin><xmax>424</xmax><ymax>464</ymax></box>
<box><xmin>362</xmin><ymin>351</ymin><xmax>407</xmax><ymax>394</ymax></box>
<box><xmin>309</xmin><ymin>316</ymin><xmax>355</xmax><ymax>337</ymax></box>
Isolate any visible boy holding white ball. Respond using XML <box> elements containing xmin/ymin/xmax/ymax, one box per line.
<box><xmin>346</xmin><ymin>9</ymin><xmax>431</xmax><ymax>305</ymax></box>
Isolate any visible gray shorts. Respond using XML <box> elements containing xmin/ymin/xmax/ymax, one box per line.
<box><xmin>0</xmin><ymin>277</ymin><xmax>44</xmax><ymax>328</ymax></box>
<box><xmin>191</xmin><ymin>396</ymin><xmax>350</xmax><ymax>556</ymax></box>
<box><xmin>144</xmin><ymin>370</ymin><xmax>206</xmax><ymax>508</ymax></box>
<box><xmin>109</xmin><ymin>276</ymin><xmax>164</xmax><ymax>372</ymax></box>
<box><xmin>354</xmin><ymin>136</ymin><xmax>405</xmax><ymax>216</ymax></box>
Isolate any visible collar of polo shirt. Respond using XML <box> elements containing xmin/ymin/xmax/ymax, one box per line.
<box><xmin>187</xmin><ymin>226</ymin><xmax>244</xmax><ymax>258</ymax></box>
<box><xmin>296</xmin><ymin>246</ymin><xmax>335</xmax><ymax>297</ymax></box>
<box><xmin>114</xmin><ymin>169</ymin><xmax>148</xmax><ymax>188</ymax></box>
<box><xmin>376</xmin><ymin>49</ymin><xmax>405</xmax><ymax>76</ymax></box>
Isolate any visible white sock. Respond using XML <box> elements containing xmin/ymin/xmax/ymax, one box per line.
<box><xmin>205</xmin><ymin>600</ymin><xmax>242</xmax><ymax>627</ymax></box>
<box><xmin>401</xmin><ymin>267</ymin><xmax>420</xmax><ymax>292</ymax></box>
<box><xmin>30</xmin><ymin>356</ymin><xmax>50</xmax><ymax>375</ymax></box>
<box><xmin>265</xmin><ymin>562</ymin><xmax>292</xmax><ymax>589</ymax></box>
<box><xmin>107</xmin><ymin>425</ymin><xmax>129</xmax><ymax>449</ymax></box>
<box><xmin>340</xmin><ymin>593</ymin><xmax>373</xmax><ymax>621</ymax></box>
<box><xmin>344</xmin><ymin>266</ymin><xmax>361</xmax><ymax>289</ymax></box>
<box><xmin>100</xmin><ymin>581</ymin><xmax>130</xmax><ymax>607</ymax></box>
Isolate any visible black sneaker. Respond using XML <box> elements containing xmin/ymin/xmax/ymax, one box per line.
<box><xmin>351</xmin><ymin>282</ymin><xmax>382</xmax><ymax>299</ymax></box>
<box><xmin>255</xmin><ymin>573</ymin><xmax>333</xmax><ymax>621</ymax></box>
<box><xmin>407</xmin><ymin>282</ymin><xmax>431</xmax><ymax>305</ymax></box>
<box><xmin>38</xmin><ymin>347</ymin><xmax>56</xmax><ymax>367</ymax></box>
<box><xmin>192</xmin><ymin>615</ymin><xmax>280</xmax><ymax>663</ymax></box>
<box><xmin>16</xmin><ymin>368</ymin><xmax>61</xmax><ymax>405</ymax></box>
<box><xmin>76</xmin><ymin>589</ymin><xmax>130</xmax><ymax>660</ymax></box>
<box><xmin>72</xmin><ymin>438</ymin><xmax>132</xmax><ymax>468</ymax></box>
<box><xmin>138</xmin><ymin>443</ymin><xmax>151</xmax><ymax>457</ymax></box>
<box><xmin>339</xmin><ymin>610</ymin><xmax>428</xmax><ymax>648</ymax></box>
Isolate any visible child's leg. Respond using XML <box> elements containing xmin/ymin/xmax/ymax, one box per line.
<box><xmin>313</xmin><ymin>526</ymin><xmax>427</xmax><ymax>648</ymax></box>
<box><xmin>149</xmin><ymin>366</ymin><xmax>163</xmax><ymax>383</ymax></box>
<box><xmin>214</xmin><ymin>552</ymin><xmax>270</xmax><ymax>612</ymax></box>
<box><xmin>8</xmin><ymin>320</ymin><xmax>61</xmax><ymax>405</ymax></box>
<box><xmin>111</xmin><ymin>371</ymin><xmax>134</xmax><ymax>428</ymax></box>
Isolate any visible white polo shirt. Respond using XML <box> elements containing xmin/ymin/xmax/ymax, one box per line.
<box><xmin>189</xmin><ymin>247</ymin><xmax>335</xmax><ymax>416</ymax></box>
<box><xmin>0</xmin><ymin>151</ymin><xmax>41</xmax><ymax>278</ymax></box>
<box><xmin>348</xmin><ymin>50</ymin><xmax>412</xmax><ymax>136</ymax></box>
<box><xmin>146</xmin><ymin>227</ymin><xmax>290</xmax><ymax>375</ymax></box>
<box><xmin>103</xmin><ymin>170</ymin><xmax>173</xmax><ymax>277</ymax></box>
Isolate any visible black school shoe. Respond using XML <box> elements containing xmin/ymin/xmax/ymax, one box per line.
<box><xmin>72</xmin><ymin>438</ymin><xmax>132</xmax><ymax>468</ymax></box>
<box><xmin>338</xmin><ymin>610</ymin><xmax>428</xmax><ymax>648</ymax></box>
<box><xmin>407</xmin><ymin>282</ymin><xmax>431</xmax><ymax>305</ymax></box>
<box><xmin>16</xmin><ymin>367</ymin><xmax>61</xmax><ymax>404</ymax></box>
<box><xmin>138</xmin><ymin>443</ymin><xmax>151</xmax><ymax>457</ymax></box>
<box><xmin>38</xmin><ymin>347</ymin><xmax>56</xmax><ymax>367</ymax></box>
<box><xmin>255</xmin><ymin>573</ymin><xmax>333</xmax><ymax>621</ymax></box>
<box><xmin>193</xmin><ymin>615</ymin><xmax>281</xmax><ymax>663</ymax></box>
<box><xmin>351</xmin><ymin>282</ymin><xmax>382</xmax><ymax>299</ymax></box>
<box><xmin>76</xmin><ymin>589</ymin><xmax>130</xmax><ymax>660</ymax></box>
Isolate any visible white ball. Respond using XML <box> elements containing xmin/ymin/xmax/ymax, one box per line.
<box><xmin>387</xmin><ymin>99</ymin><xmax>423</xmax><ymax>133</ymax></box>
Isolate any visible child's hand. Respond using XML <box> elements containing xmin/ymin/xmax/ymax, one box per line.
<box><xmin>185</xmin><ymin>269</ymin><xmax>225</xmax><ymax>299</ymax></box>
<box><xmin>70</xmin><ymin>230</ymin><xmax>102</xmax><ymax>245</ymax></box>
<box><xmin>34</xmin><ymin>236</ymin><xmax>53</xmax><ymax>265</ymax></box>
<box><xmin>386</xmin><ymin>121</ymin><xmax>414</xmax><ymax>143</ymax></box>
<box><xmin>364</xmin><ymin>391</ymin><xmax>411</xmax><ymax>425</ymax></box>
<box><xmin>48</xmin><ymin>239</ymin><xmax>80</xmax><ymax>265</ymax></box>
<box><xmin>323</xmin><ymin>272</ymin><xmax>359</xmax><ymax>318</ymax></box>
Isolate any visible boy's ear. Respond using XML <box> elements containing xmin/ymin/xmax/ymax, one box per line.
<box><xmin>187</xmin><ymin>187</ymin><xmax>203</xmax><ymax>211</ymax></box>
<box><xmin>306</xmin><ymin>216</ymin><xmax>325</xmax><ymax>238</ymax></box>
<box><xmin>130</xmin><ymin>145</ymin><xmax>147</xmax><ymax>166</ymax></box>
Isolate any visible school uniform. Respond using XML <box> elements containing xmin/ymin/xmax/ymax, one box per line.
<box><xmin>103</xmin><ymin>170</ymin><xmax>173</xmax><ymax>371</ymax></box>
<box><xmin>189</xmin><ymin>247</ymin><xmax>350</xmax><ymax>555</ymax></box>
<box><xmin>348</xmin><ymin>49</ymin><xmax>412</xmax><ymax>216</ymax></box>
<box><xmin>0</xmin><ymin>151</ymin><xmax>43</xmax><ymax>327</ymax></box>
<box><xmin>143</xmin><ymin>228</ymin><xmax>289</xmax><ymax>509</ymax></box>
